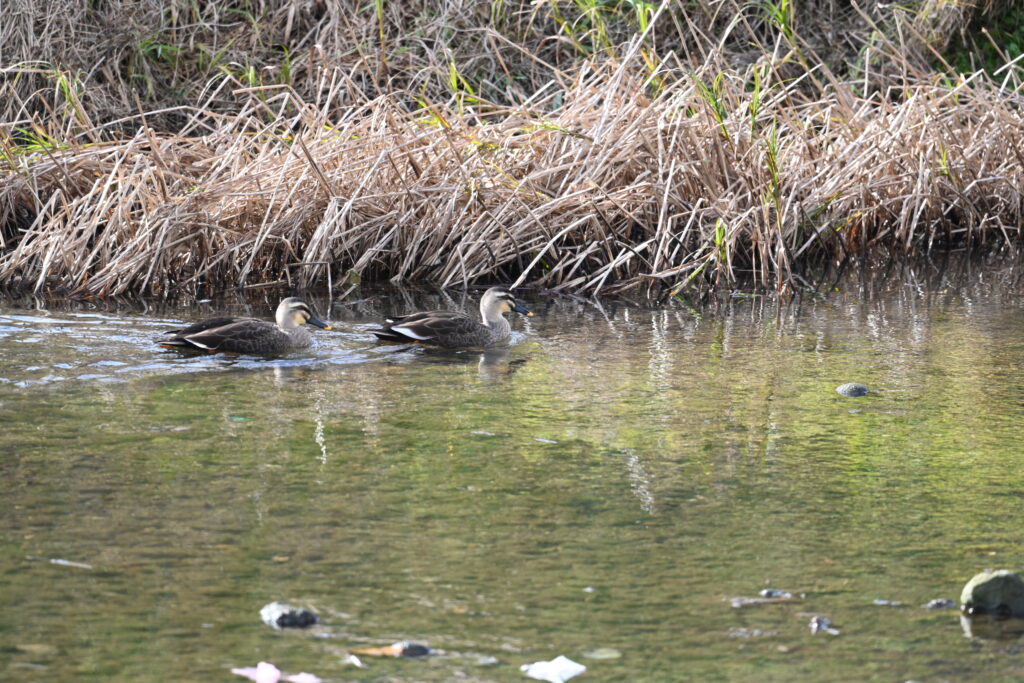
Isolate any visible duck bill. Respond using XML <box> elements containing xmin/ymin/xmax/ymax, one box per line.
<box><xmin>308</xmin><ymin>315</ymin><xmax>333</xmax><ymax>330</ymax></box>
<box><xmin>513</xmin><ymin>303</ymin><xmax>533</xmax><ymax>317</ymax></box>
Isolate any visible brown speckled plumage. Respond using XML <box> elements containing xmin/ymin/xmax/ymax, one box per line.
<box><xmin>159</xmin><ymin>297</ymin><xmax>331</xmax><ymax>355</ymax></box>
<box><xmin>374</xmin><ymin>287</ymin><xmax>531</xmax><ymax>348</ymax></box>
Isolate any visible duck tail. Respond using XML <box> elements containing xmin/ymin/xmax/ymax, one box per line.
<box><xmin>373</xmin><ymin>329</ymin><xmax>416</xmax><ymax>343</ymax></box>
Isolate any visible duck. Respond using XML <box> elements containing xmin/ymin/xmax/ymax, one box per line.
<box><xmin>373</xmin><ymin>286</ymin><xmax>532</xmax><ymax>348</ymax></box>
<box><xmin>159</xmin><ymin>297</ymin><xmax>332</xmax><ymax>354</ymax></box>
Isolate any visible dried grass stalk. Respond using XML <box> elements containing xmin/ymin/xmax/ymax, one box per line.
<box><xmin>1</xmin><ymin>1</ymin><xmax>1021</xmax><ymax>296</ymax></box>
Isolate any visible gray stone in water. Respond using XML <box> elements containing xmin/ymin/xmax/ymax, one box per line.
<box><xmin>835</xmin><ymin>382</ymin><xmax>869</xmax><ymax>397</ymax></box>
<box><xmin>394</xmin><ymin>641</ymin><xmax>432</xmax><ymax>658</ymax></box>
<box><xmin>960</xmin><ymin>570</ymin><xmax>1024</xmax><ymax>618</ymax></box>
<box><xmin>809</xmin><ymin>615</ymin><xmax>840</xmax><ymax>635</ymax></box>
<box><xmin>259</xmin><ymin>601</ymin><xmax>319</xmax><ymax>629</ymax></box>
<box><xmin>923</xmin><ymin>598</ymin><xmax>956</xmax><ymax>610</ymax></box>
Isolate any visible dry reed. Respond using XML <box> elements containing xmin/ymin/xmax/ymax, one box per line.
<box><xmin>1</xmin><ymin>1</ymin><xmax>1022</xmax><ymax>297</ymax></box>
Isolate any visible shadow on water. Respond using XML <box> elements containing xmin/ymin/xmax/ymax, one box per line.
<box><xmin>5</xmin><ymin>264</ymin><xmax>1024</xmax><ymax>680</ymax></box>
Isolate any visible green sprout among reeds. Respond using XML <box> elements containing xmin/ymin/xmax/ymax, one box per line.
<box><xmin>694</xmin><ymin>72</ymin><xmax>731</xmax><ymax>142</ymax></box>
<box><xmin>11</xmin><ymin>126</ymin><xmax>65</xmax><ymax>154</ymax></box>
<box><xmin>138</xmin><ymin>33</ymin><xmax>181</xmax><ymax>65</ymax></box>
<box><xmin>759</xmin><ymin>0</ymin><xmax>795</xmax><ymax>48</ymax></box>
<box><xmin>763</xmin><ymin>122</ymin><xmax>782</xmax><ymax>228</ymax></box>
<box><xmin>747</xmin><ymin>64</ymin><xmax>769</xmax><ymax>135</ymax></box>
<box><xmin>714</xmin><ymin>217</ymin><xmax>728</xmax><ymax>269</ymax></box>
<box><xmin>447</xmin><ymin>61</ymin><xmax>482</xmax><ymax>112</ymax></box>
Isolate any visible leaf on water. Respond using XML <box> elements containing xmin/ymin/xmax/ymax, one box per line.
<box><xmin>350</xmin><ymin>641</ymin><xmax>433</xmax><ymax>658</ymax></box>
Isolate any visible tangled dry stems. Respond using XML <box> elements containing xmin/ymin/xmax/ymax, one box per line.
<box><xmin>1</xmin><ymin>1</ymin><xmax>1022</xmax><ymax>297</ymax></box>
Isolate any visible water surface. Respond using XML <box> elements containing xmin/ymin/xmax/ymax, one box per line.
<box><xmin>3</xmin><ymin>281</ymin><xmax>1024</xmax><ymax>681</ymax></box>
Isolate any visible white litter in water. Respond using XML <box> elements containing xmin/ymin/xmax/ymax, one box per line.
<box><xmin>520</xmin><ymin>655</ymin><xmax>586</xmax><ymax>683</ymax></box>
<box><xmin>50</xmin><ymin>558</ymin><xmax>93</xmax><ymax>570</ymax></box>
<box><xmin>342</xmin><ymin>654</ymin><xmax>366</xmax><ymax>669</ymax></box>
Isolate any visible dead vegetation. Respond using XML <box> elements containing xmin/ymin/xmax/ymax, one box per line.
<box><xmin>1</xmin><ymin>0</ymin><xmax>1022</xmax><ymax>297</ymax></box>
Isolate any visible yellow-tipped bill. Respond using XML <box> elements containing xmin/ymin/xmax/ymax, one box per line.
<box><xmin>308</xmin><ymin>315</ymin><xmax>332</xmax><ymax>330</ymax></box>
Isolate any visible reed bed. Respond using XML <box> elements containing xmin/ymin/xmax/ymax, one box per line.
<box><xmin>1</xmin><ymin>0</ymin><xmax>1022</xmax><ymax>297</ymax></box>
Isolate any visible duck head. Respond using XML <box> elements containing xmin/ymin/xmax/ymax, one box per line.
<box><xmin>276</xmin><ymin>297</ymin><xmax>333</xmax><ymax>330</ymax></box>
<box><xmin>480</xmin><ymin>287</ymin><xmax>532</xmax><ymax>321</ymax></box>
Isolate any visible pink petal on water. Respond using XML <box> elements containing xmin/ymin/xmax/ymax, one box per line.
<box><xmin>231</xmin><ymin>661</ymin><xmax>282</xmax><ymax>683</ymax></box>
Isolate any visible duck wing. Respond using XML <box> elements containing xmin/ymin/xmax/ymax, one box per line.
<box><xmin>161</xmin><ymin>319</ymin><xmax>291</xmax><ymax>354</ymax></box>
<box><xmin>381</xmin><ymin>308</ymin><xmax>462</xmax><ymax>323</ymax></box>
<box><xmin>164</xmin><ymin>316</ymin><xmax>256</xmax><ymax>337</ymax></box>
<box><xmin>374</xmin><ymin>310</ymin><xmax>481</xmax><ymax>347</ymax></box>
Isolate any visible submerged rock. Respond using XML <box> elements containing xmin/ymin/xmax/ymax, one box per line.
<box><xmin>729</xmin><ymin>590</ymin><xmax>799</xmax><ymax>608</ymax></box>
<box><xmin>835</xmin><ymin>382</ymin><xmax>869</xmax><ymax>397</ymax></box>
<box><xmin>923</xmin><ymin>598</ymin><xmax>956</xmax><ymax>610</ymax></box>
<box><xmin>809</xmin><ymin>615</ymin><xmax>840</xmax><ymax>635</ymax></box>
<box><xmin>872</xmin><ymin>598</ymin><xmax>903</xmax><ymax>607</ymax></box>
<box><xmin>727</xmin><ymin>627</ymin><xmax>777</xmax><ymax>639</ymax></box>
<box><xmin>260</xmin><ymin>602</ymin><xmax>319</xmax><ymax>630</ymax></box>
<box><xmin>960</xmin><ymin>570</ymin><xmax>1024</xmax><ymax>618</ymax></box>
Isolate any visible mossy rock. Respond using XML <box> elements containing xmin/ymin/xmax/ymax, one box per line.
<box><xmin>960</xmin><ymin>570</ymin><xmax>1024</xmax><ymax>618</ymax></box>
<box><xmin>835</xmin><ymin>383</ymin><xmax>869</xmax><ymax>397</ymax></box>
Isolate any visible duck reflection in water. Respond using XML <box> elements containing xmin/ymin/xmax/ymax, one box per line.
<box><xmin>477</xmin><ymin>347</ymin><xmax>528</xmax><ymax>380</ymax></box>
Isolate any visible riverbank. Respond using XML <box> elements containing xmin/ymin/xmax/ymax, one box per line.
<box><xmin>2</xmin><ymin>1</ymin><xmax>1022</xmax><ymax>297</ymax></box>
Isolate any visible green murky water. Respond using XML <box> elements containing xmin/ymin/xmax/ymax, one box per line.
<box><xmin>3</xmin><ymin>281</ymin><xmax>1024</xmax><ymax>681</ymax></box>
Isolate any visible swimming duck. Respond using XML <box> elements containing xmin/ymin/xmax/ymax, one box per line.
<box><xmin>373</xmin><ymin>286</ymin><xmax>532</xmax><ymax>348</ymax></box>
<box><xmin>159</xmin><ymin>297</ymin><xmax>332</xmax><ymax>354</ymax></box>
